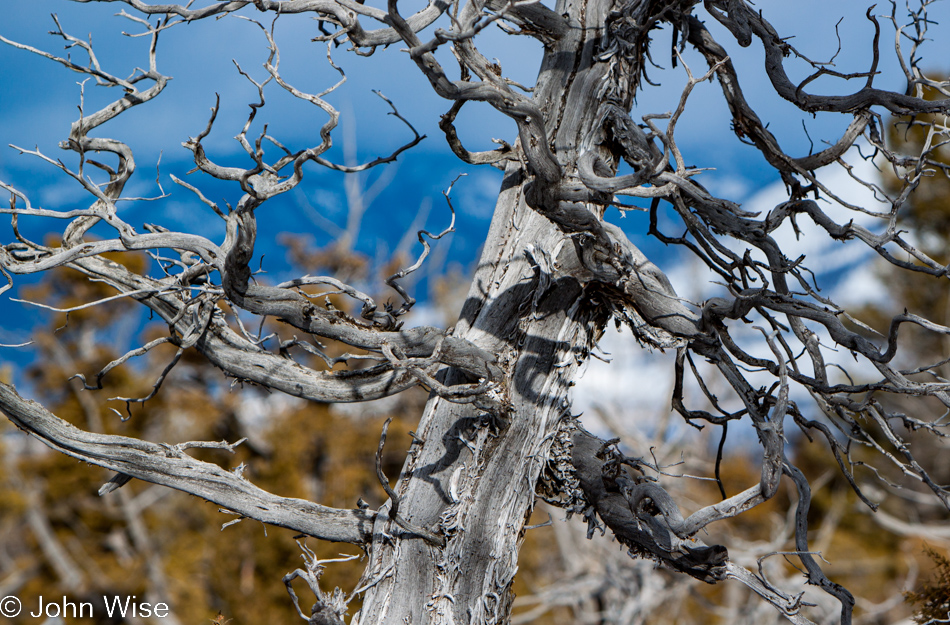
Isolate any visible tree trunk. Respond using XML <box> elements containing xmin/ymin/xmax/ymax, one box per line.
<box><xmin>355</xmin><ymin>0</ymin><xmax>643</xmax><ymax>621</ymax></box>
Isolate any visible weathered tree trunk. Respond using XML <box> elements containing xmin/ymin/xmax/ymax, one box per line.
<box><xmin>355</xmin><ymin>0</ymin><xmax>642</xmax><ymax>621</ymax></box>
<box><xmin>7</xmin><ymin>3</ymin><xmax>950</xmax><ymax>624</ymax></box>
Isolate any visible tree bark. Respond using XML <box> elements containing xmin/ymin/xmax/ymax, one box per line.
<box><xmin>355</xmin><ymin>0</ymin><xmax>643</xmax><ymax>621</ymax></box>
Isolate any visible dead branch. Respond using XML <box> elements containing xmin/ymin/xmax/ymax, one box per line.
<box><xmin>0</xmin><ymin>380</ymin><xmax>376</xmax><ymax>544</ymax></box>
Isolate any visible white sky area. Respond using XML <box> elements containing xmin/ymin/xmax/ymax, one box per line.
<box><xmin>572</xmin><ymin>151</ymin><xmax>895</xmax><ymax>432</ymax></box>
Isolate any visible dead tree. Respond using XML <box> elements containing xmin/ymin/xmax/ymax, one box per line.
<box><xmin>1</xmin><ymin>1</ymin><xmax>949</xmax><ymax>623</ymax></box>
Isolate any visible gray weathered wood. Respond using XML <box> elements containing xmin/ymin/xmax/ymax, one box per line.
<box><xmin>4</xmin><ymin>2</ymin><xmax>950</xmax><ymax>623</ymax></box>
<box><xmin>0</xmin><ymin>381</ymin><xmax>375</xmax><ymax>544</ymax></box>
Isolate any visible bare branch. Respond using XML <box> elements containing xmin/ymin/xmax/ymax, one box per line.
<box><xmin>0</xmin><ymin>380</ymin><xmax>376</xmax><ymax>544</ymax></box>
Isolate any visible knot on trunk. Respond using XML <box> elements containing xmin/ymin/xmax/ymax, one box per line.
<box><xmin>569</xmin><ymin>426</ymin><xmax>729</xmax><ymax>584</ymax></box>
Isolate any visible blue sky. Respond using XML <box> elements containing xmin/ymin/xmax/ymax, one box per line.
<box><xmin>2</xmin><ymin>0</ymin><xmax>949</xmax><ymax>382</ymax></box>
